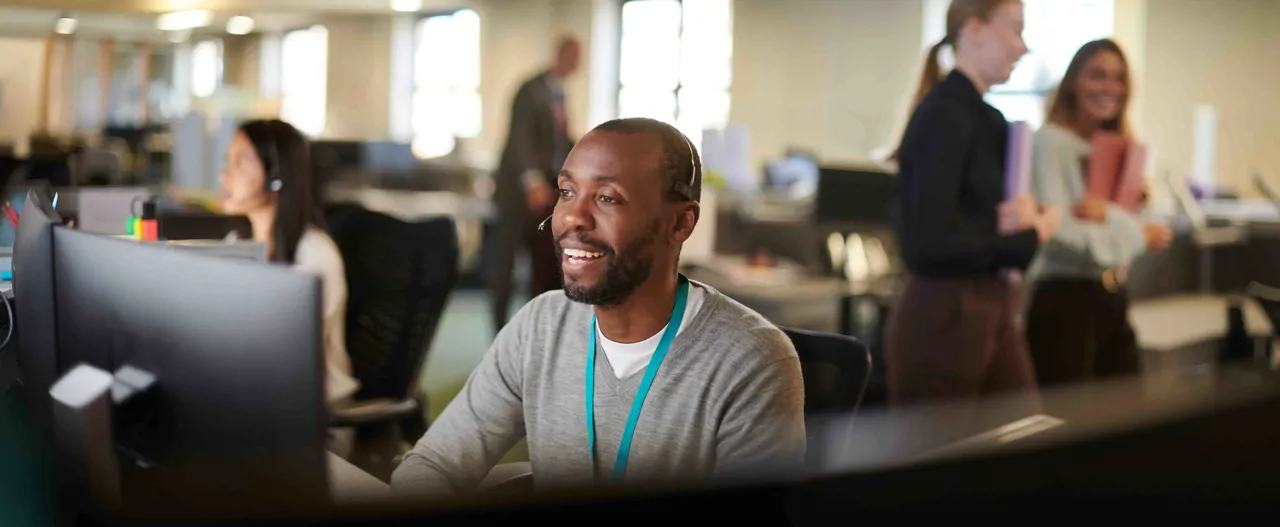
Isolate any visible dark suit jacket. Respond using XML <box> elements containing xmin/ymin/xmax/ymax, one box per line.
<box><xmin>494</xmin><ymin>70</ymin><xmax>572</xmax><ymax>221</ymax></box>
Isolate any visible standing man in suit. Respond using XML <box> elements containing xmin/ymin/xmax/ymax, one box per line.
<box><xmin>490</xmin><ymin>37</ymin><xmax>581</xmax><ymax>334</ymax></box>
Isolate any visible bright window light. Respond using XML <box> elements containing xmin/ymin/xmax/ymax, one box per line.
<box><xmin>618</xmin><ymin>0</ymin><xmax>733</xmax><ymax>151</ymax></box>
<box><xmin>55</xmin><ymin>16</ymin><xmax>77</xmax><ymax>35</ymax></box>
<box><xmin>392</xmin><ymin>0</ymin><xmax>424</xmax><ymax>13</ymax></box>
<box><xmin>411</xmin><ymin>9</ymin><xmax>482</xmax><ymax>159</ymax></box>
<box><xmin>191</xmin><ymin>39</ymin><xmax>222</xmax><ymax>98</ymax></box>
<box><xmin>280</xmin><ymin>25</ymin><xmax>329</xmax><ymax>137</ymax></box>
<box><xmin>922</xmin><ymin>0</ymin><xmax>1116</xmax><ymax>128</ymax></box>
<box><xmin>157</xmin><ymin>10</ymin><xmax>214</xmax><ymax>31</ymax></box>
<box><xmin>226</xmin><ymin>16</ymin><xmax>255</xmax><ymax>36</ymax></box>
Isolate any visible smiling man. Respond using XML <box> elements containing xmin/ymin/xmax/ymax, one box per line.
<box><xmin>390</xmin><ymin>118</ymin><xmax>805</xmax><ymax>497</ymax></box>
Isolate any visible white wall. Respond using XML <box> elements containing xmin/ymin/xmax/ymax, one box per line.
<box><xmin>323</xmin><ymin>15</ymin><xmax>394</xmax><ymax>139</ymax></box>
<box><xmin>471</xmin><ymin>0</ymin><xmax>557</xmax><ymax>164</ymax></box>
<box><xmin>731</xmin><ymin>0</ymin><xmax>924</xmax><ymax>177</ymax></box>
<box><xmin>1140</xmin><ymin>0</ymin><xmax>1280</xmax><ymax>192</ymax></box>
<box><xmin>0</xmin><ymin>38</ymin><xmax>45</xmax><ymax>145</ymax></box>
<box><xmin>317</xmin><ymin>0</ymin><xmax>577</xmax><ymax>168</ymax></box>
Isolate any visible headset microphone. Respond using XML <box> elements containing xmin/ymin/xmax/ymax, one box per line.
<box><xmin>538</xmin><ymin>215</ymin><xmax>553</xmax><ymax>232</ymax></box>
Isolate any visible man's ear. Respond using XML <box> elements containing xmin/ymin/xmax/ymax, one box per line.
<box><xmin>672</xmin><ymin>202</ymin><xmax>700</xmax><ymax>244</ymax></box>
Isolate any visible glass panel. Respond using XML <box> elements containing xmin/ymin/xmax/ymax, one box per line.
<box><xmin>620</xmin><ymin>0</ymin><xmax>682</xmax><ymax>90</ymax></box>
<box><xmin>677</xmin><ymin>88</ymin><xmax>730</xmax><ymax>130</ymax></box>
<box><xmin>191</xmin><ymin>39</ymin><xmax>221</xmax><ymax>98</ymax></box>
<box><xmin>415</xmin><ymin>15</ymin><xmax>453</xmax><ymax>88</ymax></box>
<box><xmin>412</xmin><ymin>87</ymin><xmax>456</xmax><ymax>158</ymax></box>
<box><xmin>680</xmin><ymin>0</ymin><xmax>733</xmax><ymax>89</ymax></box>
<box><xmin>449</xmin><ymin>90</ymin><xmax>482</xmax><ymax>138</ymax></box>
<box><xmin>412</xmin><ymin>130</ymin><xmax>456</xmax><ymax>160</ymax></box>
<box><xmin>619</xmin><ymin>87</ymin><xmax>676</xmax><ymax>124</ymax></box>
<box><xmin>280</xmin><ymin>26</ymin><xmax>327</xmax><ymax>137</ymax></box>
<box><xmin>451</xmin><ymin>9</ymin><xmax>481</xmax><ymax>89</ymax></box>
<box><xmin>986</xmin><ymin>93</ymin><xmax>1046</xmax><ymax>129</ymax></box>
<box><xmin>994</xmin><ymin>0</ymin><xmax>1114</xmax><ymax>93</ymax></box>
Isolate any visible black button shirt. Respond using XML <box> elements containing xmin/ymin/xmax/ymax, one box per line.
<box><xmin>894</xmin><ymin>71</ymin><xmax>1040</xmax><ymax>277</ymax></box>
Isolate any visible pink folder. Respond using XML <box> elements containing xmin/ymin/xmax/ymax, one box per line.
<box><xmin>1087</xmin><ymin>133</ymin><xmax>1147</xmax><ymax>213</ymax></box>
<box><xmin>1113</xmin><ymin>141</ymin><xmax>1147</xmax><ymax>213</ymax></box>
<box><xmin>1087</xmin><ymin>132</ymin><xmax>1128</xmax><ymax>202</ymax></box>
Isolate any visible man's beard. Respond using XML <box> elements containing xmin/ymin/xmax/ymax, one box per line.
<box><xmin>555</xmin><ymin>222</ymin><xmax>658</xmax><ymax>308</ymax></box>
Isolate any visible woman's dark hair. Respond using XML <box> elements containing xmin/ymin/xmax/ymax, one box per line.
<box><xmin>237</xmin><ymin>119</ymin><xmax>324</xmax><ymax>264</ymax></box>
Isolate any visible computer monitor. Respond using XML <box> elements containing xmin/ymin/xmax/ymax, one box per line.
<box><xmin>157</xmin><ymin>211</ymin><xmax>251</xmax><ymax>241</ymax></box>
<box><xmin>311</xmin><ymin>140</ymin><xmax>364</xmax><ymax>183</ymax></box>
<box><xmin>815</xmin><ymin>166</ymin><xmax>898</xmax><ymax>226</ymax></box>
<box><xmin>74</xmin><ymin>187</ymin><xmax>152</xmax><ymax>236</ymax></box>
<box><xmin>763</xmin><ymin>153</ymin><xmax>819</xmax><ymax>196</ymax></box>
<box><xmin>12</xmin><ymin>188</ymin><xmax>61</xmax><ymax>429</ymax></box>
<box><xmin>362</xmin><ymin>141</ymin><xmax>419</xmax><ymax>173</ymax></box>
<box><xmin>50</xmin><ymin>227</ymin><xmax>329</xmax><ymax>516</ymax></box>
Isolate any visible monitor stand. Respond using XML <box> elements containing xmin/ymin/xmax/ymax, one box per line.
<box><xmin>48</xmin><ymin>363</ymin><xmax>156</xmax><ymax>518</ymax></box>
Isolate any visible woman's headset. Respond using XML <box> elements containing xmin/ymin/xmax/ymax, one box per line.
<box><xmin>264</xmin><ymin>141</ymin><xmax>284</xmax><ymax>192</ymax></box>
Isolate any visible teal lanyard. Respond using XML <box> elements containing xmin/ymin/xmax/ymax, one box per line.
<box><xmin>586</xmin><ymin>278</ymin><xmax>690</xmax><ymax>481</ymax></box>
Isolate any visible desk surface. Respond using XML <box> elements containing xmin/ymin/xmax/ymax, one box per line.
<box><xmin>327</xmin><ymin>452</ymin><xmax>391</xmax><ymax>504</ymax></box>
<box><xmin>1130</xmin><ymin>294</ymin><xmax>1272</xmax><ymax>352</ymax></box>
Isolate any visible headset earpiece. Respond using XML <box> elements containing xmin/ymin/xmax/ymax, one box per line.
<box><xmin>264</xmin><ymin>142</ymin><xmax>283</xmax><ymax>192</ymax></box>
<box><xmin>671</xmin><ymin>130</ymin><xmax>697</xmax><ymax>201</ymax></box>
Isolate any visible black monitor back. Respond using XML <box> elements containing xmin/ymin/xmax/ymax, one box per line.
<box><xmin>158</xmin><ymin>211</ymin><xmax>251</xmax><ymax>241</ymax></box>
<box><xmin>51</xmin><ymin>227</ymin><xmax>329</xmax><ymax>517</ymax></box>
<box><xmin>815</xmin><ymin>166</ymin><xmax>898</xmax><ymax>226</ymax></box>
<box><xmin>12</xmin><ymin>189</ymin><xmax>61</xmax><ymax>429</ymax></box>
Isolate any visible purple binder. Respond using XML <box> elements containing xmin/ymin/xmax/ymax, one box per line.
<box><xmin>1005</xmin><ymin>121</ymin><xmax>1032</xmax><ymax>199</ymax></box>
<box><xmin>1001</xmin><ymin>121</ymin><xmax>1033</xmax><ymax>283</ymax></box>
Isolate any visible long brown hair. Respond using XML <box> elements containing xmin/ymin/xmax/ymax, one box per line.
<box><xmin>892</xmin><ymin>0</ymin><xmax>1018</xmax><ymax>161</ymax></box>
<box><xmin>1045</xmin><ymin>38</ymin><xmax>1133</xmax><ymax>139</ymax></box>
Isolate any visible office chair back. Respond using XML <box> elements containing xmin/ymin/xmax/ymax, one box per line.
<box><xmin>325</xmin><ymin>203</ymin><xmax>459</xmax><ymax>434</ymax></box>
<box><xmin>782</xmin><ymin>327</ymin><xmax>871</xmax><ymax>416</ymax></box>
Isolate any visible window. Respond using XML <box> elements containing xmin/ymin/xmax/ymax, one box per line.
<box><xmin>411</xmin><ymin>9</ymin><xmax>481</xmax><ymax>159</ymax></box>
<box><xmin>924</xmin><ymin>0</ymin><xmax>1114</xmax><ymax>128</ymax></box>
<box><xmin>280</xmin><ymin>25</ymin><xmax>329</xmax><ymax>137</ymax></box>
<box><xmin>618</xmin><ymin>0</ymin><xmax>733</xmax><ymax>150</ymax></box>
<box><xmin>191</xmin><ymin>39</ymin><xmax>222</xmax><ymax>98</ymax></box>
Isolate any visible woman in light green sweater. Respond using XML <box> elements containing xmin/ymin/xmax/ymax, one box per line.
<box><xmin>1025</xmin><ymin>39</ymin><xmax>1172</xmax><ymax>388</ymax></box>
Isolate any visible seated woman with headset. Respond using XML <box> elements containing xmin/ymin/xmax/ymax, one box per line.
<box><xmin>218</xmin><ymin>119</ymin><xmax>359</xmax><ymax>405</ymax></box>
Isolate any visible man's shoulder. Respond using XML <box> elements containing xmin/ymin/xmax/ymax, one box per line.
<box><xmin>517</xmin><ymin>71</ymin><xmax>552</xmax><ymax>95</ymax></box>
<box><xmin>695</xmin><ymin>285</ymin><xmax>797</xmax><ymax>364</ymax></box>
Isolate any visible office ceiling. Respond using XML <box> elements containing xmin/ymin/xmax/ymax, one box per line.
<box><xmin>0</xmin><ymin>0</ymin><xmax>469</xmax><ymax>14</ymax></box>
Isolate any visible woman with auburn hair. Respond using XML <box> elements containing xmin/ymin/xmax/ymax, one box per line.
<box><xmin>1024</xmin><ymin>39</ymin><xmax>1172</xmax><ymax>388</ymax></box>
<box><xmin>885</xmin><ymin>0</ymin><xmax>1059</xmax><ymax>413</ymax></box>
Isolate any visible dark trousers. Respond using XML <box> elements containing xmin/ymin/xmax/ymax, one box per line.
<box><xmin>489</xmin><ymin>204</ymin><xmax>561</xmax><ymax>335</ymax></box>
<box><xmin>885</xmin><ymin>275</ymin><xmax>1040</xmax><ymax>411</ymax></box>
<box><xmin>1024</xmin><ymin>279</ymin><xmax>1140</xmax><ymax>389</ymax></box>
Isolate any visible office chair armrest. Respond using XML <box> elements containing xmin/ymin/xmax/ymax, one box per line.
<box><xmin>330</xmin><ymin>398</ymin><xmax>419</xmax><ymax>427</ymax></box>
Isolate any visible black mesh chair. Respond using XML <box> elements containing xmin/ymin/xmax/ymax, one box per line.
<box><xmin>781</xmin><ymin>327</ymin><xmax>871</xmax><ymax>466</ymax></box>
<box><xmin>324</xmin><ymin>203</ymin><xmax>459</xmax><ymax>481</ymax></box>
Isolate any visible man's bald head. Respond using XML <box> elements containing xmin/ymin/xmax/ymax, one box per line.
<box><xmin>553</xmin><ymin>36</ymin><xmax>582</xmax><ymax>77</ymax></box>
